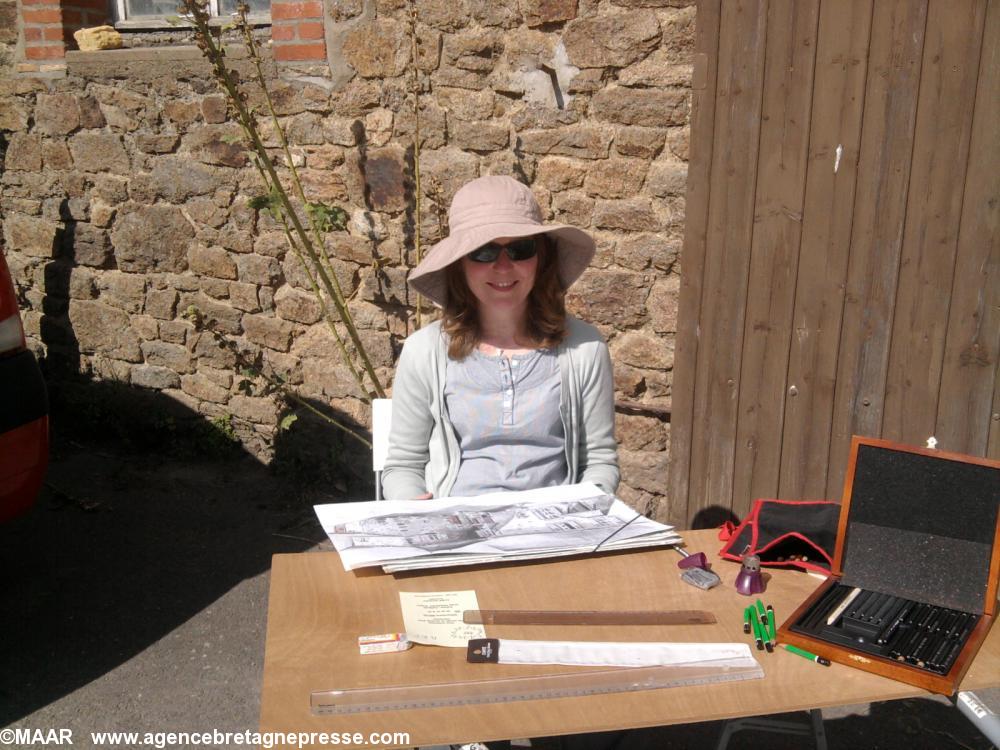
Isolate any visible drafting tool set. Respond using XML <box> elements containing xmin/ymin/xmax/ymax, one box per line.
<box><xmin>788</xmin><ymin>584</ymin><xmax>978</xmax><ymax>674</ymax></box>
<box><xmin>778</xmin><ymin>437</ymin><xmax>1000</xmax><ymax>694</ymax></box>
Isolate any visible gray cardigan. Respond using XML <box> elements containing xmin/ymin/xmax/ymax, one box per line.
<box><xmin>381</xmin><ymin>317</ymin><xmax>620</xmax><ymax>500</ymax></box>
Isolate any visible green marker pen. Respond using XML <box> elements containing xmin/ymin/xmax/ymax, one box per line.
<box><xmin>743</xmin><ymin>606</ymin><xmax>752</xmax><ymax>634</ymax></box>
<box><xmin>751</xmin><ymin>615</ymin><xmax>764</xmax><ymax>651</ymax></box>
<box><xmin>782</xmin><ymin>643</ymin><xmax>831</xmax><ymax>666</ymax></box>
<box><xmin>766</xmin><ymin>605</ymin><xmax>777</xmax><ymax>645</ymax></box>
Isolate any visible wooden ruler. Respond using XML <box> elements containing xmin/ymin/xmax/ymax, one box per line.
<box><xmin>463</xmin><ymin>609</ymin><xmax>716</xmax><ymax>625</ymax></box>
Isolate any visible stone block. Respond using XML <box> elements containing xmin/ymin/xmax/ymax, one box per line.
<box><xmin>593</xmin><ymin>198</ymin><xmax>664</xmax><ymax>231</ymax></box>
<box><xmin>418</xmin><ymin>147</ymin><xmax>481</xmax><ymax>201</ymax></box>
<box><xmin>68</xmin><ymin>299</ymin><xmax>142</xmax><ymax>361</ymax></box>
<box><xmin>517</xmin><ymin>127</ymin><xmax>612</xmax><ymax>160</ymax></box>
<box><xmin>649</xmin><ymin>274</ymin><xmax>680</xmax><ymax>334</ymax></box>
<box><xmin>413</xmin><ymin>0</ymin><xmax>469</xmax><ymax>31</ymax></box>
<box><xmin>131</xmin><ymin>157</ymin><xmax>219</xmax><ymax>203</ymax></box>
<box><xmin>646</xmin><ymin>160</ymin><xmax>687</xmax><ymax>197</ymax></box>
<box><xmin>6</xmin><ymin>134</ymin><xmax>42</xmax><ymax>171</ymax></box>
<box><xmin>618</xmin><ymin>448</ymin><xmax>669</xmax><ymax>494</ymax></box>
<box><xmin>450</xmin><ymin>121</ymin><xmax>509</xmax><ymax>152</ymax></box>
<box><xmin>181</xmin><ymin>373</ymin><xmax>230</xmax><ymax>404</ymax></box>
<box><xmin>307</xmin><ymin>145</ymin><xmax>346</xmax><ymax>171</ymax></box>
<box><xmin>616</xmin><ymin>412</ymin><xmax>668</xmax><ymax>451</ymax></box>
<box><xmin>131</xmin><ymin>365</ymin><xmax>180</xmax><ymax>390</ymax></box>
<box><xmin>35</xmin><ymin>93</ymin><xmax>80</xmax><ymax>136</ymax></box>
<box><xmin>70</xmin><ymin>223</ymin><xmax>112</xmax><ymax>267</ymax></box>
<box><xmin>242</xmin><ymin>313</ymin><xmax>295</xmax><ymax>352</ymax></box>
<box><xmin>184</xmin><ymin>292</ymin><xmax>244</xmax><ymax>335</ymax></box>
<box><xmin>302</xmin><ymin>359</ymin><xmax>367</xmax><ymax>400</ymax></box>
<box><xmin>550</xmin><ymin>191</ymin><xmax>594</xmax><ymax>227</ymax></box>
<box><xmin>189</xmin><ymin>244</ymin><xmax>238</xmax><ymax>280</ymax></box>
<box><xmin>583</xmin><ymin>158</ymin><xmax>648</xmax><ymax>199</ymax></box>
<box><xmin>522</xmin><ymin>0</ymin><xmax>577</xmax><ymax>26</ymax></box>
<box><xmin>274</xmin><ymin>285</ymin><xmax>322</xmax><ymax>324</ymax></box>
<box><xmin>615</xmin><ymin>126</ymin><xmax>667</xmax><ymax>158</ymax></box>
<box><xmin>68</xmin><ymin>267</ymin><xmax>97</xmax><ymax>300</ymax></box>
<box><xmin>76</xmin><ymin>95</ymin><xmax>106</xmax><ymax>129</ymax></box>
<box><xmin>0</xmin><ymin>99</ymin><xmax>29</xmax><ymax>132</ymax></box>
<box><xmin>563</xmin><ymin>11</ymin><xmax>660</xmax><ymax>68</ymax></box>
<box><xmin>163</xmin><ymin>100</ymin><xmax>201</xmax><ymax>127</ymax></box>
<box><xmin>111</xmin><ymin>206</ymin><xmax>194</xmax><ymax>273</ymax></box>
<box><xmin>616</xmin><ymin>233</ymin><xmax>679</xmax><ymax>272</ymax></box>
<box><xmin>142</xmin><ymin>339</ymin><xmax>194</xmax><ymax>373</ymax></box>
<box><xmin>91</xmin><ymin>175</ymin><xmax>130</xmax><ymax>204</ymax></box>
<box><xmin>185</xmin><ymin>126</ymin><xmax>247</xmax><ymax>168</ymax></box>
<box><xmin>614</xmin><ymin>361</ymin><xmax>646</xmax><ymax>398</ymax></box>
<box><xmin>227</xmin><ymin>394</ymin><xmax>279</xmax><ymax>424</ymax></box>
<box><xmin>99</xmin><ymin>271</ymin><xmax>147</xmax><ymax>314</ymax></box>
<box><xmin>299</xmin><ymin>169</ymin><xmax>349</xmax><ymax>203</ymax></box>
<box><xmin>468</xmin><ymin>0</ymin><xmax>520</xmax><ymax>27</ymax></box>
<box><xmin>68</xmin><ymin>133</ymin><xmax>129</xmax><ymax>174</ymax></box>
<box><xmin>42</xmin><ymin>140</ymin><xmax>73</xmax><ymax>171</ymax></box>
<box><xmin>667</xmin><ymin>127</ymin><xmax>689</xmax><ymax>161</ymax></box>
<box><xmin>536</xmin><ymin>157</ymin><xmax>587</xmax><ymax>191</ymax></box>
<box><xmin>361</xmin><ymin>145</ymin><xmax>408</xmax><ymax>212</ymax></box>
<box><xmin>4</xmin><ymin>215</ymin><xmax>59</xmax><ymax>258</ymax></box>
<box><xmin>193</xmin><ymin>331</ymin><xmax>238</xmax><ymax>368</ymax></box>
<box><xmin>566</xmin><ymin>269</ymin><xmax>648</xmax><ymax>327</ymax></box>
<box><xmin>200</xmin><ymin>277</ymin><xmax>230</xmax><ymax>299</ymax></box>
<box><xmin>229</xmin><ymin>282</ymin><xmax>261</xmax><ymax>313</ymax></box>
<box><xmin>591</xmin><ymin>87</ymin><xmax>688</xmax><ymax>127</ymax></box>
<box><xmin>443</xmin><ymin>29</ymin><xmax>500</xmax><ymax>71</ymax></box>
<box><xmin>131</xmin><ymin>315</ymin><xmax>159</xmax><ymax>340</ymax></box>
<box><xmin>358</xmin><ymin>265</ymin><xmax>408</xmax><ymax>306</ymax></box>
<box><xmin>619</xmin><ymin>51</ymin><xmax>692</xmax><ymax>88</ymax></box>
<box><xmin>435</xmin><ymin>87</ymin><xmax>495</xmax><ymax>121</ymax></box>
<box><xmin>159</xmin><ymin>320</ymin><xmax>192</xmax><ymax>344</ymax></box>
<box><xmin>201</xmin><ymin>96</ymin><xmax>228</xmax><ymax>124</ymax></box>
<box><xmin>343</xmin><ymin>18</ymin><xmax>409</xmax><ymax>78</ymax></box>
<box><xmin>392</xmin><ymin>99</ymin><xmax>447</xmax><ymax>150</ymax></box>
<box><xmin>145</xmin><ymin>288</ymin><xmax>178</xmax><ymax>320</ymax></box>
<box><xmin>509</xmin><ymin>105</ymin><xmax>580</xmax><ymax>131</ymax></box>
<box><xmin>612</xmin><ymin>330</ymin><xmax>671</xmax><ymax>370</ymax></box>
<box><xmin>236</xmin><ymin>254</ymin><xmax>283</xmax><ymax>286</ymax></box>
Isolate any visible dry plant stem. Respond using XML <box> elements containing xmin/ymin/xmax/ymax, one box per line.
<box><xmin>237</xmin><ymin>16</ymin><xmax>385</xmax><ymax>398</ymax></box>
<box><xmin>183</xmin><ymin>0</ymin><xmax>384</xmax><ymax>399</ymax></box>
<box><xmin>408</xmin><ymin>1</ymin><xmax>424</xmax><ymax>332</ymax></box>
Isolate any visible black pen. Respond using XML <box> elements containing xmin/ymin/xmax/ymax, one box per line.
<box><xmin>877</xmin><ymin>601</ymin><xmax>912</xmax><ymax>644</ymax></box>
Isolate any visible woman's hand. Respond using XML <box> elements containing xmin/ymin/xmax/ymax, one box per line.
<box><xmin>415</xmin><ymin>492</ymin><xmax>433</xmax><ymax>500</ymax></box>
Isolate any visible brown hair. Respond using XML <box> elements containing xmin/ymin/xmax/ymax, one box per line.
<box><xmin>441</xmin><ymin>235</ymin><xmax>568</xmax><ymax>360</ymax></box>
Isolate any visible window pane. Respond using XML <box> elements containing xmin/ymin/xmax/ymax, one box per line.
<box><xmin>218</xmin><ymin>0</ymin><xmax>270</xmax><ymax>14</ymax></box>
<box><xmin>126</xmin><ymin>0</ymin><xmax>182</xmax><ymax>16</ymax></box>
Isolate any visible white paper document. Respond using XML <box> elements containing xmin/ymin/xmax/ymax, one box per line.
<box><xmin>399</xmin><ymin>590</ymin><xmax>487</xmax><ymax>647</ymax></box>
<box><xmin>314</xmin><ymin>483</ymin><xmax>681</xmax><ymax>572</ymax></box>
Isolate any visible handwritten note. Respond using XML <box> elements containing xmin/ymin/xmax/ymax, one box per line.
<box><xmin>399</xmin><ymin>590</ymin><xmax>487</xmax><ymax>647</ymax></box>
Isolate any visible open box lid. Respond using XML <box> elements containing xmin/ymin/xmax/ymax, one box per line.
<box><xmin>833</xmin><ymin>437</ymin><xmax>1000</xmax><ymax>616</ymax></box>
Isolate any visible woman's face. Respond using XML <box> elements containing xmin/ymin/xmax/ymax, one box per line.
<box><xmin>460</xmin><ymin>236</ymin><xmax>539</xmax><ymax>316</ymax></box>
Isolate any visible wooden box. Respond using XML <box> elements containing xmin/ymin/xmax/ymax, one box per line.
<box><xmin>777</xmin><ymin>436</ymin><xmax>1000</xmax><ymax>694</ymax></box>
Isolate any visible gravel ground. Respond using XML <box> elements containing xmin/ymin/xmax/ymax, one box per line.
<box><xmin>1</xmin><ymin>437</ymin><xmax>996</xmax><ymax>750</ymax></box>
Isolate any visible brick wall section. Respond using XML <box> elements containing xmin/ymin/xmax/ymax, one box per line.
<box><xmin>0</xmin><ymin>0</ymin><xmax>695</xmax><ymax>518</ymax></box>
<box><xmin>20</xmin><ymin>0</ymin><xmax>111</xmax><ymax>61</ymax></box>
<box><xmin>271</xmin><ymin>0</ymin><xmax>326</xmax><ymax>61</ymax></box>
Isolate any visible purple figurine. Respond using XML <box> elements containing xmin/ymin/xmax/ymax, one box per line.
<box><xmin>735</xmin><ymin>553</ymin><xmax>765</xmax><ymax>595</ymax></box>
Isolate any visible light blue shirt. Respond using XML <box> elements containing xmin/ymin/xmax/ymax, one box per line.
<box><xmin>445</xmin><ymin>348</ymin><xmax>567</xmax><ymax>496</ymax></box>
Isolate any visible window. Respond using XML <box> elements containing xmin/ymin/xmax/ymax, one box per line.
<box><xmin>112</xmin><ymin>0</ymin><xmax>270</xmax><ymax>29</ymax></box>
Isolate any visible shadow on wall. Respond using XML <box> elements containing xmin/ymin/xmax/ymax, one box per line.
<box><xmin>0</xmin><ymin>253</ymin><xmax>375</xmax><ymax>723</ymax></box>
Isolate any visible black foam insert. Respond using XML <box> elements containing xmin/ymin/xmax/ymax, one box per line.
<box><xmin>842</xmin><ymin>445</ymin><xmax>1000</xmax><ymax>614</ymax></box>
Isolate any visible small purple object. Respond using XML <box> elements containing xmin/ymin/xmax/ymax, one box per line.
<box><xmin>735</xmin><ymin>553</ymin><xmax>766</xmax><ymax>596</ymax></box>
<box><xmin>677</xmin><ymin>551</ymin><xmax>709</xmax><ymax>570</ymax></box>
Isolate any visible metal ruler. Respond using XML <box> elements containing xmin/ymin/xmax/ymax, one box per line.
<box><xmin>311</xmin><ymin>661</ymin><xmax>764</xmax><ymax>715</ymax></box>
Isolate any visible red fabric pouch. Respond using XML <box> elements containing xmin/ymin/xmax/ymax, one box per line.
<box><xmin>718</xmin><ymin>498</ymin><xmax>839</xmax><ymax>574</ymax></box>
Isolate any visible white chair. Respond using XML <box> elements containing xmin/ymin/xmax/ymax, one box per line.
<box><xmin>372</xmin><ymin>398</ymin><xmax>392</xmax><ymax>501</ymax></box>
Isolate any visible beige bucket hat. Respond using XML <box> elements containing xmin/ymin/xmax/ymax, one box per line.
<box><xmin>408</xmin><ymin>175</ymin><xmax>596</xmax><ymax>307</ymax></box>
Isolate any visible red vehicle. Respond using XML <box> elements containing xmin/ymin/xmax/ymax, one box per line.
<box><xmin>0</xmin><ymin>250</ymin><xmax>49</xmax><ymax>522</ymax></box>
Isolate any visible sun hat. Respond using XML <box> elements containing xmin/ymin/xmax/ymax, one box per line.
<box><xmin>408</xmin><ymin>175</ymin><xmax>596</xmax><ymax>306</ymax></box>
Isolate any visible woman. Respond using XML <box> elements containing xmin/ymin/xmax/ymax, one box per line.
<box><xmin>381</xmin><ymin>175</ymin><xmax>618</xmax><ymax>501</ymax></box>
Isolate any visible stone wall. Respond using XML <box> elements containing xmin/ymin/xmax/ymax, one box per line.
<box><xmin>0</xmin><ymin>0</ymin><xmax>694</xmax><ymax>518</ymax></box>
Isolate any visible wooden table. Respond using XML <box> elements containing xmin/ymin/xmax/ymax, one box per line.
<box><xmin>259</xmin><ymin>529</ymin><xmax>1000</xmax><ymax>748</ymax></box>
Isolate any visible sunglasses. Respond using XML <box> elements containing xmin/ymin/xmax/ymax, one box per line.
<box><xmin>466</xmin><ymin>238</ymin><xmax>539</xmax><ymax>263</ymax></box>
